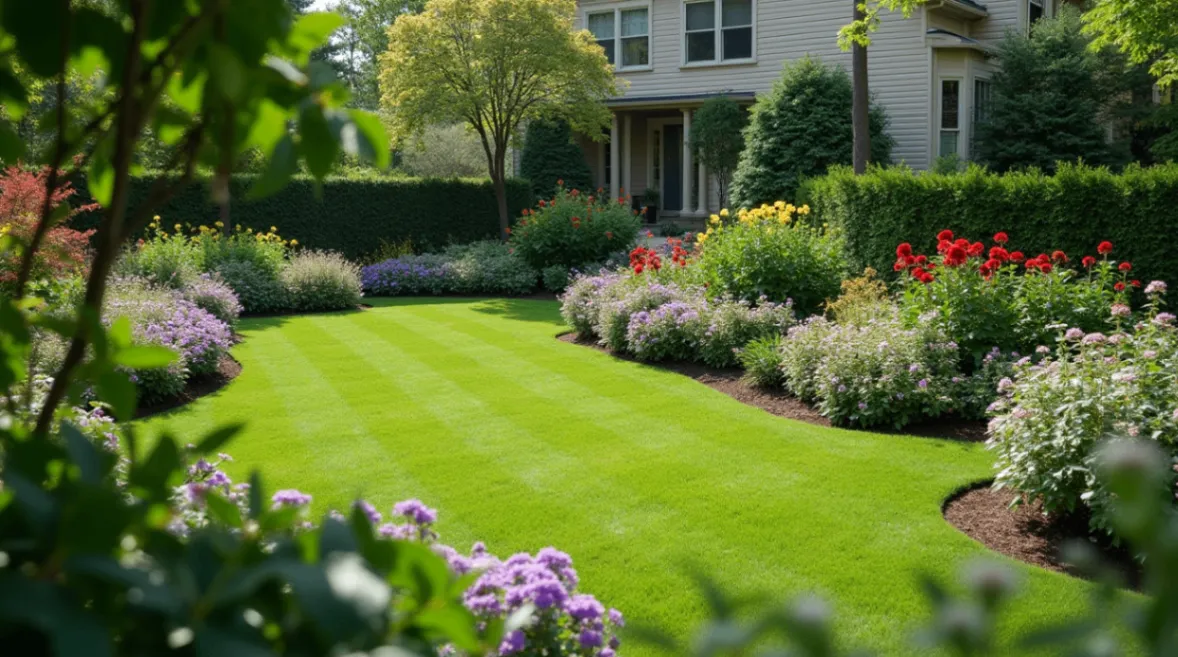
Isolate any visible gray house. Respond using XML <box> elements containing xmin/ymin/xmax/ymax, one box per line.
<box><xmin>572</xmin><ymin>0</ymin><xmax>1065</xmax><ymax>217</ymax></box>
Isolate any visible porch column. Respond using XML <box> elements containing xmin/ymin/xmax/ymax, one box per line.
<box><xmin>681</xmin><ymin>108</ymin><xmax>693</xmax><ymax>216</ymax></box>
<box><xmin>622</xmin><ymin>114</ymin><xmax>633</xmax><ymax>198</ymax></box>
<box><xmin>609</xmin><ymin>113</ymin><xmax>620</xmax><ymax>200</ymax></box>
<box><xmin>697</xmin><ymin>159</ymin><xmax>708</xmax><ymax>215</ymax></box>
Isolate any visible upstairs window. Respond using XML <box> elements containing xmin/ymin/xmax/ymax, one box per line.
<box><xmin>684</xmin><ymin>0</ymin><xmax>754</xmax><ymax>65</ymax></box>
<box><xmin>588</xmin><ymin>6</ymin><xmax>651</xmax><ymax>70</ymax></box>
<box><xmin>1028</xmin><ymin>0</ymin><xmax>1046</xmax><ymax>28</ymax></box>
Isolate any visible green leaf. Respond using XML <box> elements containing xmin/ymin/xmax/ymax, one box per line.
<box><xmin>388</xmin><ymin>541</ymin><xmax>451</xmax><ymax>603</ymax></box>
<box><xmin>0</xmin><ymin>120</ymin><xmax>26</xmax><ymax>162</ymax></box>
<box><xmin>166</xmin><ymin>71</ymin><xmax>206</xmax><ymax>115</ymax></box>
<box><xmin>87</xmin><ymin>154</ymin><xmax>114</xmax><ymax>207</ymax></box>
<box><xmin>114</xmin><ymin>345</ymin><xmax>178</xmax><ymax>369</ymax></box>
<box><xmin>417</xmin><ymin>604</ymin><xmax>483</xmax><ymax>652</ymax></box>
<box><xmin>72</xmin><ymin>8</ymin><xmax>126</xmax><ymax>78</ymax></box>
<box><xmin>131</xmin><ymin>437</ymin><xmax>181</xmax><ymax>499</ymax></box>
<box><xmin>193</xmin><ymin>424</ymin><xmax>244</xmax><ymax>456</ymax></box>
<box><xmin>207</xmin><ymin>43</ymin><xmax>246</xmax><ymax>101</ymax></box>
<box><xmin>61</xmin><ymin>423</ymin><xmax>108</xmax><ymax>485</ymax></box>
<box><xmin>195</xmin><ymin>626</ymin><xmax>273</xmax><ymax>657</ymax></box>
<box><xmin>96</xmin><ymin>370</ymin><xmax>137</xmax><ymax>422</ymax></box>
<box><xmin>344</xmin><ymin>110</ymin><xmax>390</xmax><ymax>170</ymax></box>
<box><xmin>298</xmin><ymin>104</ymin><xmax>338</xmax><ymax>180</ymax></box>
<box><xmin>249</xmin><ymin>133</ymin><xmax>298</xmax><ymax>199</ymax></box>
<box><xmin>0</xmin><ymin>65</ymin><xmax>29</xmax><ymax>120</ymax></box>
<box><xmin>205</xmin><ymin>494</ymin><xmax>243</xmax><ymax>529</ymax></box>
<box><xmin>287</xmin><ymin>12</ymin><xmax>346</xmax><ymax>64</ymax></box>
<box><xmin>0</xmin><ymin>470</ymin><xmax>56</xmax><ymax>538</ymax></box>
<box><xmin>248</xmin><ymin>471</ymin><xmax>264</xmax><ymax>519</ymax></box>
<box><xmin>0</xmin><ymin>574</ymin><xmax>112</xmax><ymax>657</ymax></box>
<box><xmin>263</xmin><ymin>55</ymin><xmax>308</xmax><ymax>86</ymax></box>
<box><xmin>0</xmin><ymin>1</ymin><xmax>68</xmax><ymax>78</ymax></box>
<box><xmin>245</xmin><ymin>99</ymin><xmax>290</xmax><ymax>153</ymax></box>
<box><xmin>64</xmin><ymin>555</ymin><xmax>182</xmax><ymax>615</ymax></box>
<box><xmin>107</xmin><ymin>317</ymin><xmax>133</xmax><ymax>350</ymax></box>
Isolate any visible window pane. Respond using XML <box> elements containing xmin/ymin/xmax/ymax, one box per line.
<box><xmin>686</xmin><ymin>2</ymin><xmax>715</xmax><ymax>31</ymax></box>
<box><xmin>722</xmin><ymin>27</ymin><xmax>752</xmax><ymax>60</ymax></box>
<box><xmin>1029</xmin><ymin>0</ymin><xmax>1044</xmax><ymax>24</ymax></box>
<box><xmin>973</xmin><ymin>80</ymin><xmax>991</xmax><ymax>123</ymax></box>
<box><xmin>598</xmin><ymin>39</ymin><xmax>615</xmax><ymax>65</ymax></box>
<box><xmin>622</xmin><ymin>36</ymin><xmax>649</xmax><ymax>67</ymax></box>
<box><xmin>722</xmin><ymin>0</ymin><xmax>752</xmax><ymax>27</ymax></box>
<box><xmin>939</xmin><ymin>131</ymin><xmax>959</xmax><ymax>156</ymax></box>
<box><xmin>588</xmin><ymin>12</ymin><xmax>614</xmax><ymax>39</ymax></box>
<box><xmin>941</xmin><ymin>80</ymin><xmax>960</xmax><ymax>129</ymax></box>
<box><xmin>621</xmin><ymin>8</ymin><xmax>648</xmax><ymax>37</ymax></box>
<box><xmin>686</xmin><ymin>31</ymin><xmax>716</xmax><ymax>62</ymax></box>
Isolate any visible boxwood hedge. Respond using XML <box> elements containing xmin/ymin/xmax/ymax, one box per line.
<box><xmin>801</xmin><ymin>163</ymin><xmax>1178</xmax><ymax>292</ymax></box>
<box><xmin>71</xmin><ymin>174</ymin><xmax>533</xmax><ymax>259</ymax></box>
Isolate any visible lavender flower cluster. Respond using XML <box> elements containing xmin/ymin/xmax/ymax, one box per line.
<box><xmin>362</xmin><ymin>242</ymin><xmax>537</xmax><ymax>297</ymax></box>
<box><xmin>180</xmin><ymin>273</ymin><xmax>244</xmax><ymax>326</ymax></box>
<box><xmin>171</xmin><ymin>462</ymin><xmax>624</xmax><ymax>657</ymax></box>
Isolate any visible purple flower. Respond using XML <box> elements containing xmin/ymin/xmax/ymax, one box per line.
<box><xmin>393</xmin><ymin>498</ymin><xmax>437</xmax><ymax>525</ymax></box>
<box><xmin>578</xmin><ymin>630</ymin><xmax>603</xmax><ymax>648</ymax></box>
<box><xmin>271</xmin><ymin>489</ymin><xmax>312</xmax><ymax>508</ymax></box>
<box><xmin>858</xmin><ymin>402</ymin><xmax>868</xmax><ymax>411</ymax></box>
<box><xmin>354</xmin><ymin>499</ymin><xmax>382</xmax><ymax>524</ymax></box>
<box><xmin>918</xmin><ymin>379</ymin><xmax>929</xmax><ymax>389</ymax></box>
<box><xmin>566</xmin><ymin>594</ymin><xmax>605</xmax><ymax>621</ymax></box>
<box><xmin>1145</xmin><ymin>280</ymin><xmax>1168</xmax><ymax>296</ymax></box>
<box><xmin>1082</xmin><ymin>332</ymin><xmax>1107</xmax><ymax>345</ymax></box>
<box><xmin>1111</xmin><ymin>304</ymin><xmax>1132</xmax><ymax>318</ymax></box>
<box><xmin>378</xmin><ymin>523</ymin><xmax>413</xmax><ymax>539</ymax></box>
<box><xmin>1155</xmin><ymin>313</ymin><xmax>1176</xmax><ymax>326</ymax></box>
<box><xmin>1065</xmin><ymin>327</ymin><xmax>1085</xmax><ymax>341</ymax></box>
<box><xmin>997</xmin><ymin>378</ymin><xmax>1014</xmax><ymax>393</ymax></box>
<box><xmin>609</xmin><ymin>608</ymin><xmax>625</xmax><ymax>627</ymax></box>
<box><xmin>499</xmin><ymin>630</ymin><xmax>526</xmax><ymax>656</ymax></box>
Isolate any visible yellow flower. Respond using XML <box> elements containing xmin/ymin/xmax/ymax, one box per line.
<box><xmin>270</xmin><ymin>226</ymin><xmax>278</xmax><ymax>233</ymax></box>
<box><xmin>174</xmin><ymin>224</ymin><xmax>182</xmax><ymax>231</ymax></box>
<box><xmin>290</xmin><ymin>239</ymin><xmax>299</xmax><ymax>246</ymax></box>
<box><xmin>773</xmin><ymin>201</ymin><xmax>785</xmax><ymax>210</ymax></box>
<box><xmin>800</xmin><ymin>205</ymin><xmax>811</xmax><ymax>215</ymax></box>
<box><xmin>720</xmin><ymin>208</ymin><xmax>729</xmax><ymax>218</ymax></box>
<box><xmin>215</xmin><ymin>221</ymin><xmax>224</xmax><ymax>228</ymax></box>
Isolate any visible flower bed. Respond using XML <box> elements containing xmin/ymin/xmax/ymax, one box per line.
<box><xmin>362</xmin><ymin>241</ymin><xmax>538</xmax><ymax>297</ymax></box>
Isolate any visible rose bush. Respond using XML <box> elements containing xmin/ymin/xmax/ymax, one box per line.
<box><xmin>510</xmin><ymin>183</ymin><xmax>641</xmax><ymax>271</ymax></box>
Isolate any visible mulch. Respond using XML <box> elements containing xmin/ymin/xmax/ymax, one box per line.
<box><xmin>556</xmin><ymin>332</ymin><xmax>986</xmax><ymax>442</ymax></box>
<box><xmin>134</xmin><ymin>353</ymin><xmax>242</xmax><ymax>419</ymax></box>
<box><xmin>558</xmin><ymin>331</ymin><xmax>1142</xmax><ymax>586</ymax></box>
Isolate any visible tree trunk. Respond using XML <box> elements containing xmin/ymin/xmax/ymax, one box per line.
<box><xmin>852</xmin><ymin>0</ymin><xmax>870</xmax><ymax>175</ymax></box>
<box><xmin>492</xmin><ymin>146</ymin><xmax>510</xmax><ymax>241</ymax></box>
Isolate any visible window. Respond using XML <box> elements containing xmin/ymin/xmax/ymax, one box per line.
<box><xmin>684</xmin><ymin>0</ymin><xmax>754</xmax><ymax>65</ymax></box>
<box><xmin>973</xmin><ymin>79</ymin><xmax>992</xmax><ymax>125</ymax></box>
<box><xmin>939</xmin><ymin>79</ymin><xmax>961</xmax><ymax>157</ymax></box>
<box><xmin>1028</xmin><ymin>0</ymin><xmax>1045</xmax><ymax>27</ymax></box>
<box><xmin>588</xmin><ymin>6</ymin><xmax>651</xmax><ymax>70</ymax></box>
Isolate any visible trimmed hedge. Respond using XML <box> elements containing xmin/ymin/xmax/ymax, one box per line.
<box><xmin>801</xmin><ymin>163</ymin><xmax>1178</xmax><ymax>291</ymax></box>
<box><xmin>71</xmin><ymin>174</ymin><xmax>533</xmax><ymax>259</ymax></box>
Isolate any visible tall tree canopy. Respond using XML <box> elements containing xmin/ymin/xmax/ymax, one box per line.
<box><xmin>1084</xmin><ymin>0</ymin><xmax>1178</xmax><ymax>89</ymax></box>
<box><xmin>380</xmin><ymin>0</ymin><xmax>616</xmax><ymax>238</ymax></box>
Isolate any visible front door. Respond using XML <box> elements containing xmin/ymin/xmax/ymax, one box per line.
<box><xmin>663</xmin><ymin>124</ymin><xmax>683</xmax><ymax>212</ymax></box>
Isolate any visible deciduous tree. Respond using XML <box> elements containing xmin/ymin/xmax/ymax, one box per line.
<box><xmin>380</xmin><ymin>0</ymin><xmax>616</xmax><ymax>239</ymax></box>
<box><xmin>1083</xmin><ymin>0</ymin><xmax>1178</xmax><ymax>89</ymax></box>
<box><xmin>690</xmin><ymin>97</ymin><xmax>747</xmax><ymax>209</ymax></box>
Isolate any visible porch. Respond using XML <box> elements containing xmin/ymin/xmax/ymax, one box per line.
<box><xmin>577</xmin><ymin>92</ymin><xmax>756</xmax><ymax>221</ymax></box>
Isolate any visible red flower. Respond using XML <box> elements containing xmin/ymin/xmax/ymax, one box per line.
<box><xmin>538</xmin><ymin>200</ymin><xmax>547</xmax><ymax>208</ymax></box>
<box><xmin>557</xmin><ymin>178</ymin><xmax>564</xmax><ymax>186</ymax></box>
<box><xmin>1009</xmin><ymin>251</ymin><xmax>1025</xmax><ymax>263</ymax></box>
<box><xmin>505</xmin><ymin>227</ymin><xmax>512</xmax><ymax>235</ymax></box>
<box><xmin>945</xmin><ymin>245</ymin><xmax>968</xmax><ymax>266</ymax></box>
<box><xmin>937</xmin><ymin>239</ymin><xmax>952</xmax><ymax>255</ymax></box>
<box><xmin>893</xmin><ymin>261</ymin><xmax>906</xmax><ymax>272</ymax></box>
<box><xmin>989</xmin><ymin>246</ymin><xmax>1009</xmax><ymax>262</ymax></box>
<box><xmin>1115</xmin><ymin>282</ymin><xmax>1126</xmax><ymax>291</ymax></box>
<box><xmin>1119</xmin><ymin>262</ymin><xmax>1132</xmax><ymax>272</ymax></box>
<box><xmin>993</xmin><ymin>232</ymin><xmax>1009</xmax><ymax>245</ymax></box>
<box><xmin>967</xmin><ymin>242</ymin><xmax>985</xmax><ymax>257</ymax></box>
<box><xmin>1098</xmin><ymin>241</ymin><xmax>1113</xmax><ymax>255</ymax></box>
<box><xmin>937</xmin><ymin>229</ymin><xmax>954</xmax><ymax>242</ymax></box>
<box><xmin>1132</xmin><ymin>280</ymin><xmax>1142</xmax><ymax>288</ymax></box>
<box><xmin>896</xmin><ymin>242</ymin><xmax>913</xmax><ymax>258</ymax></box>
<box><xmin>915</xmin><ymin>255</ymin><xmax>928</xmax><ymax>265</ymax></box>
<box><xmin>904</xmin><ymin>255</ymin><xmax>916</xmax><ymax>267</ymax></box>
<box><xmin>606</xmin><ymin>231</ymin><xmax>613</xmax><ymax>239</ymax></box>
<box><xmin>634</xmin><ymin>264</ymin><xmax>644</xmax><ymax>274</ymax></box>
<box><xmin>1051</xmin><ymin>250</ymin><xmax>1068</xmax><ymax>263</ymax></box>
<box><xmin>983</xmin><ymin>258</ymin><xmax>1002</xmax><ymax>271</ymax></box>
<box><xmin>955</xmin><ymin>238</ymin><xmax>970</xmax><ymax>249</ymax></box>
<box><xmin>1039</xmin><ymin>261</ymin><xmax>1053</xmax><ymax>274</ymax></box>
<box><xmin>1082</xmin><ymin>256</ymin><xmax>1096</xmax><ymax>268</ymax></box>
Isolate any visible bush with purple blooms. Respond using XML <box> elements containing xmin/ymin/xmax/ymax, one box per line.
<box><xmin>559</xmin><ymin>270</ymin><xmax>629</xmax><ymax>339</ymax></box>
<box><xmin>168</xmin><ymin>460</ymin><xmax>625</xmax><ymax>657</ymax></box>
<box><xmin>180</xmin><ymin>273</ymin><xmax>243</xmax><ymax>327</ymax></box>
<box><xmin>987</xmin><ymin>281</ymin><xmax>1178</xmax><ymax>540</ymax></box>
<box><xmin>362</xmin><ymin>242</ymin><xmax>537</xmax><ymax>297</ymax></box>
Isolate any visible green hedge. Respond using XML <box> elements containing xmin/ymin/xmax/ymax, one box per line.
<box><xmin>801</xmin><ymin>163</ymin><xmax>1178</xmax><ymax>291</ymax></box>
<box><xmin>71</xmin><ymin>174</ymin><xmax>533</xmax><ymax>259</ymax></box>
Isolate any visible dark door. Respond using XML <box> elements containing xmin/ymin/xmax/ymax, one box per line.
<box><xmin>663</xmin><ymin>124</ymin><xmax>682</xmax><ymax>212</ymax></box>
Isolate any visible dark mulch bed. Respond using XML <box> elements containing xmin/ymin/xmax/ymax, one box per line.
<box><xmin>556</xmin><ymin>332</ymin><xmax>986</xmax><ymax>443</ymax></box>
<box><xmin>944</xmin><ymin>484</ymin><xmax>1142</xmax><ymax>589</ymax></box>
<box><xmin>135</xmin><ymin>354</ymin><xmax>242</xmax><ymax>419</ymax></box>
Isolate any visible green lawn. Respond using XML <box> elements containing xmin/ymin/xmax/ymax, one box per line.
<box><xmin>141</xmin><ymin>298</ymin><xmax>1097</xmax><ymax>655</ymax></box>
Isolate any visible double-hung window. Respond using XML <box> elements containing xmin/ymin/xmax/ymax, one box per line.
<box><xmin>938</xmin><ymin>79</ymin><xmax>961</xmax><ymax>157</ymax></box>
<box><xmin>1028</xmin><ymin>0</ymin><xmax>1048</xmax><ymax>29</ymax></box>
<box><xmin>684</xmin><ymin>0</ymin><xmax>754</xmax><ymax>66</ymax></box>
<box><xmin>588</xmin><ymin>5</ymin><xmax>651</xmax><ymax>70</ymax></box>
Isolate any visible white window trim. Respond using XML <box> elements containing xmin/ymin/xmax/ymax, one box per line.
<box><xmin>584</xmin><ymin>1</ymin><xmax>654</xmax><ymax>73</ymax></box>
<box><xmin>937</xmin><ymin>77</ymin><xmax>963</xmax><ymax>158</ymax></box>
<box><xmin>680</xmin><ymin>0</ymin><xmax>757</xmax><ymax>69</ymax></box>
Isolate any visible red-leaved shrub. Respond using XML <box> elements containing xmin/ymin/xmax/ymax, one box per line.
<box><xmin>0</xmin><ymin>166</ymin><xmax>97</xmax><ymax>294</ymax></box>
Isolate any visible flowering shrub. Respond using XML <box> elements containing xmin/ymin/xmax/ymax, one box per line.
<box><xmin>897</xmin><ymin>230</ymin><xmax>1131</xmax><ymax>364</ymax></box>
<box><xmin>823</xmin><ymin>268</ymin><xmax>892</xmax><ymax>326</ymax></box>
<box><xmin>180</xmin><ymin>274</ymin><xmax>243</xmax><ymax>326</ymax></box>
<box><xmin>625</xmin><ymin>299</ymin><xmax>709</xmax><ymax>361</ymax></box>
<box><xmin>168</xmin><ymin>456</ymin><xmax>626</xmax><ymax>657</ymax></box>
<box><xmin>510</xmin><ymin>183</ymin><xmax>641</xmax><ymax>270</ymax></box>
<box><xmin>103</xmin><ymin>278</ymin><xmax>234</xmax><ymax>401</ymax></box>
<box><xmin>281</xmin><ymin>250</ymin><xmax>364</xmax><ymax>311</ymax></box>
<box><xmin>697</xmin><ymin>297</ymin><xmax>794</xmax><ymax>368</ymax></box>
<box><xmin>595</xmin><ymin>278</ymin><xmax>695</xmax><ymax>352</ymax></box>
<box><xmin>695</xmin><ymin>202</ymin><xmax>846</xmax><ymax>314</ymax></box>
<box><xmin>778</xmin><ymin>311</ymin><xmax>961</xmax><ymax>429</ymax></box>
<box><xmin>0</xmin><ymin>166</ymin><xmax>97</xmax><ymax>295</ymax></box>
<box><xmin>559</xmin><ymin>270</ymin><xmax>629</xmax><ymax>338</ymax></box>
<box><xmin>214</xmin><ymin>259</ymin><xmax>291</xmax><ymax>313</ymax></box>
<box><xmin>361</xmin><ymin>242</ymin><xmax>537</xmax><ymax>297</ymax></box>
<box><xmin>987</xmin><ymin>283</ymin><xmax>1178</xmax><ymax>539</ymax></box>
